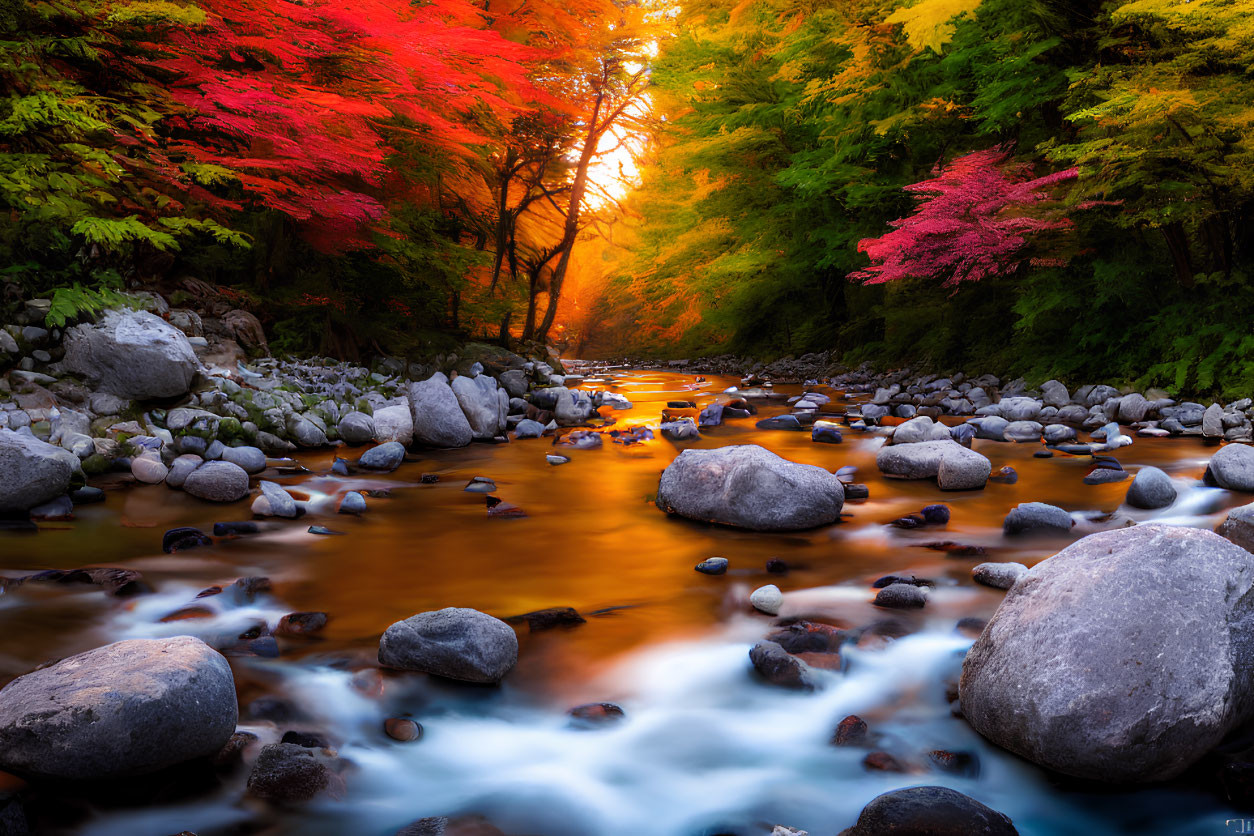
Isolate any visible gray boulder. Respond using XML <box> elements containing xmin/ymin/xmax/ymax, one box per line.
<box><xmin>221</xmin><ymin>445</ymin><xmax>266</xmax><ymax>474</ymax></box>
<box><xmin>1207</xmin><ymin>444</ymin><xmax>1254</xmax><ymax>491</ymax></box>
<box><xmin>841</xmin><ymin>786</ymin><xmax>1018</xmax><ymax>836</ymax></box>
<box><xmin>973</xmin><ymin>562</ymin><xmax>1027</xmax><ymax>590</ymax></box>
<box><xmin>1003</xmin><ymin>502</ymin><xmax>1073</xmax><ymax>536</ymax></box>
<box><xmin>513</xmin><ymin>419</ymin><xmax>546</xmax><ymax>439</ymax></box>
<box><xmin>936</xmin><ymin>445</ymin><xmax>992</xmax><ymax>490</ymax></box>
<box><xmin>0</xmin><ymin>428</ymin><xmax>79</xmax><ymax>513</ymax></box>
<box><xmin>1204</xmin><ymin>403</ymin><xmax>1226</xmax><ymax>438</ymax></box>
<box><xmin>656</xmin><ymin>444</ymin><xmax>844</xmax><ymax>531</ymax></box>
<box><xmin>1040</xmin><ymin>380</ymin><xmax>1069</xmax><ymax>409</ymax></box>
<box><xmin>554</xmin><ymin>388</ymin><xmax>596</xmax><ymax>427</ymax></box>
<box><xmin>0</xmin><ymin>636</ymin><xmax>236</xmax><ymax>779</ymax></box>
<box><xmin>961</xmin><ymin>525</ymin><xmax>1254</xmax><ymax>782</ymax></box>
<box><xmin>1118</xmin><ymin>393</ymin><xmax>1150</xmax><ymax>424</ymax></box>
<box><xmin>1219</xmin><ymin>503</ymin><xmax>1254</xmax><ymax>553</ymax></box>
<box><xmin>1004</xmin><ymin>420</ymin><xmax>1042</xmax><ymax>442</ymax></box>
<box><xmin>877</xmin><ymin>439</ymin><xmax>990</xmax><ymax>490</ymax></box>
<box><xmin>255</xmin><ymin>480</ymin><xmax>298</xmax><ymax>518</ymax></box>
<box><xmin>62</xmin><ymin>310</ymin><xmax>198</xmax><ymax>400</ymax></box>
<box><xmin>499</xmin><ymin>369</ymin><xmax>528</xmax><ymax>398</ymax></box>
<box><xmin>890</xmin><ymin>416</ymin><xmax>949</xmax><ymax>445</ymax></box>
<box><xmin>408</xmin><ymin>374</ymin><xmax>473</xmax><ymax>448</ymax></box>
<box><xmin>337</xmin><ymin>411</ymin><xmax>376</xmax><ymax>446</ymax></box>
<box><xmin>1126</xmin><ymin>466</ymin><xmax>1176</xmax><ymax>509</ymax></box>
<box><xmin>166</xmin><ymin>454</ymin><xmax>202</xmax><ymax>489</ymax></box>
<box><xmin>451</xmin><ymin>374</ymin><xmax>506</xmax><ymax>439</ymax></box>
<box><xmin>372</xmin><ymin>404</ymin><xmax>413</xmax><ymax>446</ymax></box>
<box><xmin>971</xmin><ymin>415</ymin><xmax>1009</xmax><ymax>441</ymax></box>
<box><xmin>379</xmin><ymin>607</ymin><xmax>518</xmax><ymax>684</ymax></box>
<box><xmin>999</xmin><ymin>397</ymin><xmax>1041</xmax><ymax>422</ymax></box>
<box><xmin>183</xmin><ymin>461</ymin><xmax>250</xmax><ymax>502</ymax></box>
<box><xmin>359</xmin><ymin>441</ymin><xmax>405</xmax><ymax>472</ymax></box>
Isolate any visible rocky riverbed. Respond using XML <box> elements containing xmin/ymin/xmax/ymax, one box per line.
<box><xmin>5</xmin><ymin>300</ymin><xmax>1254</xmax><ymax>834</ymax></box>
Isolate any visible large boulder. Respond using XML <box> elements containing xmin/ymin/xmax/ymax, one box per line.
<box><xmin>62</xmin><ymin>310</ymin><xmax>198</xmax><ymax>400</ymax></box>
<box><xmin>0</xmin><ymin>428</ymin><xmax>79</xmax><ymax>513</ymax></box>
<box><xmin>877</xmin><ymin>439</ymin><xmax>990</xmax><ymax>490</ymax></box>
<box><xmin>379</xmin><ymin>607</ymin><xmax>518</xmax><ymax>684</ymax></box>
<box><xmin>656</xmin><ymin>444</ymin><xmax>844</xmax><ymax>531</ymax></box>
<box><xmin>0</xmin><ymin>636</ymin><xmax>237</xmax><ymax>780</ymax></box>
<box><xmin>1217</xmin><ymin>502</ymin><xmax>1254</xmax><ymax>553</ymax></box>
<box><xmin>408</xmin><ymin>374</ymin><xmax>473</xmax><ymax>449</ymax></box>
<box><xmin>372</xmin><ymin>404</ymin><xmax>413</xmax><ymax>446</ymax></box>
<box><xmin>961</xmin><ymin>525</ymin><xmax>1254</xmax><ymax>782</ymax></box>
<box><xmin>1125</xmin><ymin>466</ymin><xmax>1176</xmax><ymax>509</ymax></box>
<box><xmin>1207</xmin><ymin>443</ymin><xmax>1254</xmax><ymax>491</ymax></box>
<box><xmin>337</xmin><ymin>411</ymin><xmax>376</xmax><ymax>446</ymax></box>
<box><xmin>451</xmin><ymin>374</ymin><xmax>506</xmax><ymax>439</ymax></box>
<box><xmin>1002</xmin><ymin>502</ymin><xmax>1072</xmax><ymax>536</ymax></box>
<box><xmin>183</xmin><ymin>461</ymin><xmax>250</xmax><ymax>502</ymax></box>
<box><xmin>840</xmin><ymin>786</ymin><xmax>1017</xmax><ymax>836</ymax></box>
<box><xmin>1040</xmin><ymin>380</ymin><xmax>1070</xmax><ymax>409</ymax></box>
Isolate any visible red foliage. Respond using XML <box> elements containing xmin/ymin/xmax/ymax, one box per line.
<box><xmin>851</xmin><ymin>149</ymin><xmax>1078</xmax><ymax>286</ymax></box>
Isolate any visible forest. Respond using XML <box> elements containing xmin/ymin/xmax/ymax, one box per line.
<box><xmin>3</xmin><ymin>0</ymin><xmax>1253</xmax><ymax>393</ymax></box>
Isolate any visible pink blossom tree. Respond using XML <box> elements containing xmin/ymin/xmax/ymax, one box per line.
<box><xmin>851</xmin><ymin>149</ymin><xmax>1078</xmax><ymax>286</ymax></box>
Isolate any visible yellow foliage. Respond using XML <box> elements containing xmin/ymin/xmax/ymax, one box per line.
<box><xmin>884</xmin><ymin>0</ymin><xmax>983</xmax><ymax>53</ymax></box>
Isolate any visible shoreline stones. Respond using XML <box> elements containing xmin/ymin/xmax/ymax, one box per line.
<box><xmin>0</xmin><ymin>428</ymin><xmax>78</xmax><ymax>513</ymax></box>
<box><xmin>961</xmin><ymin>525</ymin><xmax>1254</xmax><ymax>782</ymax></box>
<box><xmin>656</xmin><ymin>444</ymin><xmax>844</xmax><ymax>531</ymax></box>
<box><xmin>408</xmin><ymin>374</ymin><xmax>474</xmax><ymax>449</ymax></box>
<box><xmin>841</xmin><ymin>786</ymin><xmax>1017</xmax><ymax>836</ymax></box>
<box><xmin>184</xmin><ymin>460</ymin><xmax>250</xmax><ymax>502</ymax></box>
<box><xmin>61</xmin><ymin>310</ymin><xmax>198</xmax><ymax>400</ymax></box>
<box><xmin>379</xmin><ymin>607</ymin><xmax>518</xmax><ymax>684</ymax></box>
<box><xmin>0</xmin><ymin>636</ymin><xmax>237</xmax><ymax>779</ymax></box>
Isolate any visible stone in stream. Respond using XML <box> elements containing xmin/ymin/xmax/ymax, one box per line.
<box><xmin>1206</xmin><ymin>443</ymin><xmax>1254</xmax><ymax>491</ymax></box>
<box><xmin>162</xmin><ymin>526</ymin><xmax>212</xmax><ymax>553</ymax></box>
<box><xmin>1083</xmin><ymin>467</ymin><xmax>1128</xmax><ymax>485</ymax></box>
<box><xmin>546</xmin><ymin>454</ymin><xmax>570</xmax><ymax>466</ymax></box>
<box><xmin>452</xmin><ymin>374</ymin><xmax>507</xmax><ymax>439</ymax></box>
<box><xmin>246</xmin><ymin>742</ymin><xmax>340</xmax><ymax>802</ymax></box>
<box><xmin>961</xmin><ymin>525</ymin><xmax>1254</xmax><ymax>783</ymax></box>
<box><xmin>221</xmin><ymin>445</ymin><xmax>267</xmax><ymax>474</ymax></box>
<box><xmin>61</xmin><ymin>310</ymin><xmax>198</xmax><ymax>399</ymax></box>
<box><xmin>507</xmin><ymin>607</ymin><xmax>585</xmax><ymax>632</ymax></box>
<box><xmin>841</xmin><ymin>786</ymin><xmax>1017</xmax><ymax>836</ymax></box>
<box><xmin>1003</xmin><ymin>502</ymin><xmax>1073</xmax><ymax>536</ymax></box>
<box><xmin>660</xmin><ymin>419</ymin><xmax>700</xmax><ymax>441</ymax></box>
<box><xmin>166</xmin><ymin>454</ymin><xmax>202</xmax><ymax>488</ymax></box>
<box><xmin>832</xmin><ymin>714</ymin><xmax>868</xmax><ymax>746</ymax></box>
<box><xmin>378</xmin><ymin>607</ymin><xmax>519</xmax><ymax>684</ymax></box>
<box><xmin>385</xmin><ymin>718</ymin><xmax>424</xmax><ymax>742</ymax></box>
<box><xmin>276</xmin><ymin>612</ymin><xmax>328</xmax><ymax>637</ymax></box>
<box><xmin>766</xmin><ymin>621</ymin><xmax>843</xmax><ymax>653</ymax></box>
<box><xmin>749</xmin><ymin>641</ymin><xmax>815</xmax><ymax>689</ymax></box>
<box><xmin>972</xmin><ymin>562</ymin><xmax>1027</xmax><ymax>590</ymax></box>
<box><xmin>874</xmin><ymin>583</ymin><xmax>926</xmax><ymax>609</ymax></box>
<box><xmin>337</xmin><ymin>411</ymin><xmax>376</xmax><ymax>446</ymax></box>
<box><xmin>751</xmin><ymin>584</ymin><xmax>784</xmax><ymax>615</ymax></box>
<box><xmin>131</xmin><ymin>453</ymin><xmax>169</xmax><ymax>484</ymax></box>
<box><xmin>254</xmin><ymin>480</ymin><xmax>299</xmax><ymax>518</ymax></box>
<box><xmin>988</xmin><ymin>465</ymin><xmax>1018</xmax><ymax>484</ymax></box>
<box><xmin>921</xmin><ymin>504</ymin><xmax>950</xmax><ymax>524</ymax></box>
<box><xmin>359</xmin><ymin>441</ymin><xmax>406</xmax><ymax>472</ymax></box>
<box><xmin>307</xmin><ymin>525</ymin><xmax>344</xmax><ymax>536</ymax></box>
<box><xmin>464</xmin><ymin>477</ymin><xmax>496</xmax><ymax>493</ymax></box>
<box><xmin>408</xmin><ymin>374</ymin><xmax>474</xmax><ymax>449</ymax></box>
<box><xmin>695</xmin><ymin>557</ymin><xmax>729</xmax><ymax>575</ymax></box>
<box><xmin>755</xmin><ymin>414</ymin><xmax>804</xmax><ymax>431</ymax></box>
<box><xmin>29</xmin><ymin>495</ymin><xmax>73</xmax><ymax>521</ymax></box>
<box><xmin>1125</xmin><ymin>465</ymin><xmax>1176</xmax><ymax>509</ymax></box>
<box><xmin>656</xmin><ymin>444</ymin><xmax>844</xmax><ymax>531</ymax></box>
<box><xmin>214</xmin><ymin>520</ymin><xmax>259</xmax><ymax>537</ymax></box>
<box><xmin>0</xmin><ymin>636</ymin><xmax>237</xmax><ymax>779</ymax></box>
<box><xmin>568</xmin><ymin>703</ymin><xmax>626</xmax><ymax>728</ymax></box>
<box><xmin>1218</xmin><ymin>502</ymin><xmax>1254</xmax><ymax>552</ymax></box>
<box><xmin>69</xmin><ymin>485</ymin><xmax>104</xmax><ymax>504</ymax></box>
<box><xmin>811</xmin><ymin>420</ymin><xmax>842</xmax><ymax>444</ymax></box>
<box><xmin>513</xmin><ymin>419</ymin><xmax>546</xmax><ymax>439</ymax></box>
<box><xmin>0</xmin><ymin>428</ymin><xmax>79</xmax><ymax>513</ymax></box>
<box><xmin>183</xmin><ymin>461</ymin><xmax>250</xmax><ymax>502</ymax></box>
<box><xmin>876</xmin><ymin>440</ymin><xmax>990</xmax><ymax>491</ymax></box>
<box><xmin>339</xmin><ymin>491</ymin><xmax>367</xmax><ymax>515</ymax></box>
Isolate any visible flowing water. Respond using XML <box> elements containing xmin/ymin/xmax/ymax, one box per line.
<box><xmin>0</xmin><ymin>370</ymin><xmax>1245</xmax><ymax>835</ymax></box>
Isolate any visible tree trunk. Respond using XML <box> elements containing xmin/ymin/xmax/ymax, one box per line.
<box><xmin>1162</xmin><ymin>222</ymin><xmax>1195</xmax><ymax>288</ymax></box>
<box><xmin>1203</xmin><ymin>213</ymin><xmax>1232</xmax><ymax>274</ymax></box>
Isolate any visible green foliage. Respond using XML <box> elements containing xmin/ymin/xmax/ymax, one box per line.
<box><xmin>45</xmin><ymin>278</ymin><xmax>136</xmax><ymax>327</ymax></box>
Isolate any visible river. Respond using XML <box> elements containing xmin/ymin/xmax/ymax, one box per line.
<box><xmin>0</xmin><ymin>369</ymin><xmax>1242</xmax><ymax>835</ymax></box>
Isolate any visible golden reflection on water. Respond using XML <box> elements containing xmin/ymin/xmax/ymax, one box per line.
<box><xmin>0</xmin><ymin>370</ymin><xmax>1235</xmax><ymax>704</ymax></box>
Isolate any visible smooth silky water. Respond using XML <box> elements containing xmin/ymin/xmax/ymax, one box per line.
<box><xmin>0</xmin><ymin>371</ymin><xmax>1243</xmax><ymax>835</ymax></box>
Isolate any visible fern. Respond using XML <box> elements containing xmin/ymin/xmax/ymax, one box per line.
<box><xmin>45</xmin><ymin>281</ymin><xmax>137</xmax><ymax>328</ymax></box>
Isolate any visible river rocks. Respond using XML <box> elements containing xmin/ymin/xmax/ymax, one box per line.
<box><xmin>408</xmin><ymin>374</ymin><xmax>473</xmax><ymax>448</ymax></box>
<box><xmin>695</xmin><ymin>557</ymin><xmax>729</xmax><ymax>575</ymax></box>
<box><xmin>372</xmin><ymin>404</ymin><xmax>414</xmax><ymax>446</ymax></box>
<box><xmin>452</xmin><ymin>374</ymin><xmax>507</xmax><ymax>438</ymax></box>
<box><xmin>514</xmin><ymin>419</ymin><xmax>546</xmax><ymax>439</ymax></box>
<box><xmin>962</xmin><ymin>525</ymin><xmax>1254</xmax><ymax>782</ymax></box>
<box><xmin>1204</xmin><ymin>403</ymin><xmax>1226</xmax><ymax>438</ymax></box>
<box><xmin>254</xmin><ymin>480</ymin><xmax>298</xmax><ymax>518</ymax></box>
<box><xmin>61</xmin><ymin>310</ymin><xmax>198</xmax><ymax>400</ymax></box>
<box><xmin>750</xmin><ymin>584</ymin><xmax>783</xmax><ymax>615</ymax></box>
<box><xmin>1041</xmin><ymin>380</ymin><xmax>1069</xmax><ymax>409</ymax></box>
<box><xmin>936</xmin><ymin>446</ymin><xmax>992</xmax><ymax>491</ymax></box>
<box><xmin>554</xmin><ymin>387</ymin><xmax>596</xmax><ymax>427</ymax></box>
<box><xmin>877</xmin><ymin>439</ymin><xmax>990</xmax><ymax>490</ymax></box>
<box><xmin>1003</xmin><ymin>502</ymin><xmax>1073</xmax><ymax>536</ymax></box>
<box><xmin>749</xmin><ymin>641</ymin><xmax>814</xmax><ymax>689</ymax></box>
<box><xmin>131</xmin><ymin>453</ymin><xmax>169</xmax><ymax>484</ymax></box>
<box><xmin>840</xmin><ymin>786</ymin><xmax>1017</xmax><ymax>836</ymax></box>
<box><xmin>1043</xmin><ymin>423</ymin><xmax>1076</xmax><ymax>444</ymax></box>
<box><xmin>890</xmin><ymin>416</ymin><xmax>950</xmax><ymax>445</ymax></box>
<box><xmin>874</xmin><ymin>583</ymin><xmax>926</xmax><ymax>609</ymax></box>
<box><xmin>221</xmin><ymin>445</ymin><xmax>266</xmax><ymax>474</ymax></box>
<box><xmin>359</xmin><ymin>441</ymin><xmax>406</xmax><ymax>472</ymax></box>
<box><xmin>1003</xmin><ymin>420</ymin><xmax>1042</xmax><ymax>442</ymax></box>
<box><xmin>812</xmin><ymin>420</ymin><xmax>842</xmax><ymax>443</ymax></box>
<box><xmin>1125</xmin><ymin>466</ymin><xmax>1176</xmax><ymax>509</ymax></box>
<box><xmin>972</xmin><ymin>562</ymin><xmax>1026</xmax><ymax>590</ymax></box>
<box><xmin>379</xmin><ymin>607</ymin><xmax>518</xmax><ymax>684</ymax></box>
<box><xmin>0</xmin><ymin>636</ymin><xmax>237</xmax><ymax>779</ymax></box>
<box><xmin>0</xmin><ymin>429</ymin><xmax>79</xmax><ymax>513</ymax></box>
<box><xmin>337</xmin><ymin>411</ymin><xmax>376</xmax><ymax>446</ymax></box>
<box><xmin>163</xmin><ymin>526</ymin><xmax>212</xmax><ymax>553</ymax></box>
<box><xmin>184</xmin><ymin>460</ymin><xmax>251</xmax><ymax>502</ymax></box>
<box><xmin>656</xmin><ymin>444</ymin><xmax>844</xmax><ymax>531</ymax></box>
<box><xmin>999</xmin><ymin>397</ymin><xmax>1041</xmax><ymax>422</ymax></box>
<box><xmin>247</xmin><ymin>743</ymin><xmax>335</xmax><ymax>802</ymax></box>
<box><xmin>339</xmin><ymin>491</ymin><xmax>367</xmax><ymax>515</ymax></box>
<box><xmin>1207</xmin><ymin>444</ymin><xmax>1254</xmax><ymax>491</ymax></box>
<box><xmin>970</xmin><ymin>415</ymin><xmax>1008</xmax><ymax>441</ymax></box>
<box><xmin>1219</xmin><ymin>503</ymin><xmax>1254</xmax><ymax>553</ymax></box>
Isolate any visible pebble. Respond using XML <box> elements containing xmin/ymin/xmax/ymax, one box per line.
<box><xmin>338</xmin><ymin>491</ymin><xmax>367</xmax><ymax>515</ymax></box>
<box><xmin>568</xmin><ymin>703</ymin><xmax>626</xmax><ymax>728</ymax></box>
<box><xmin>163</xmin><ymin>527</ymin><xmax>213</xmax><ymax>554</ymax></box>
<box><xmin>546</xmin><ymin>454</ymin><xmax>570</xmax><ymax>465</ymax></box>
<box><xmin>307</xmin><ymin>525</ymin><xmax>345</xmax><ymax>536</ymax></box>
<box><xmin>384</xmin><ymin>718</ymin><xmax>423</xmax><ymax>742</ymax></box>
<box><xmin>750</xmin><ymin>584</ymin><xmax>783</xmax><ymax>615</ymax></box>
<box><xmin>874</xmin><ymin>583</ymin><xmax>926</xmax><ymax>609</ymax></box>
<box><xmin>695</xmin><ymin>557</ymin><xmax>729</xmax><ymax>575</ymax></box>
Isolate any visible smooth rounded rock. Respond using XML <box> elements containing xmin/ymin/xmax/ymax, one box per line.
<box><xmin>183</xmin><ymin>461</ymin><xmax>251</xmax><ymax>503</ymax></box>
<box><xmin>841</xmin><ymin>786</ymin><xmax>1017</xmax><ymax>836</ymax></box>
<box><xmin>972</xmin><ymin>562</ymin><xmax>1027</xmax><ymax>590</ymax></box>
<box><xmin>221</xmin><ymin>445</ymin><xmax>267</xmax><ymax>475</ymax></box>
<box><xmin>0</xmin><ymin>637</ymin><xmax>237</xmax><ymax>779</ymax></box>
<box><xmin>379</xmin><ymin>607</ymin><xmax>518</xmax><ymax>684</ymax></box>
<box><xmin>1126</xmin><ymin>466</ymin><xmax>1176</xmax><ymax>509</ymax></box>
<box><xmin>0</xmin><ymin>428</ymin><xmax>78</xmax><ymax>513</ymax></box>
<box><xmin>1003</xmin><ymin>502</ymin><xmax>1073</xmax><ymax>536</ymax></box>
<box><xmin>656</xmin><ymin>444</ymin><xmax>844</xmax><ymax>531</ymax></box>
<box><xmin>339</xmin><ymin>491</ymin><xmax>367</xmax><ymax>515</ymax></box>
<box><xmin>131</xmin><ymin>454</ymin><xmax>169</xmax><ymax>485</ymax></box>
<box><xmin>61</xmin><ymin>310</ymin><xmax>198</xmax><ymax>400</ymax></box>
<box><xmin>359</xmin><ymin>441</ymin><xmax>405</xmax><ymax>472</ymax></box>
<box><xmin>750</xmin><ymin>584</ymin><xmax>783</xmax><ymax>615</ymax></box>
<box><xmin>1207</xmin><ymin>444</ymin><xmax>1254</xmax><ymax>491</ymax></box>
<box><xmin>961</xmin><ymin>525</ymin><xmax>1254</xmax><ymax>782</ymax></box>
<box><xmin>695</xmin><ymin>557</ymin><xmax>729</xmax><ymax>575</ymax></box>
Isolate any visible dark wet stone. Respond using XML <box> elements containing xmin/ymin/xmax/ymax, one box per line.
<box><xmin>231</xmin><ymin>576</ymin><xmax>271</xmax><ymax>603</ymax></box>
<box><xmin>891</xmin><ymin>514</ymin><xmax>925</xmax><ymax>529</ymax></box>
<box><xmin>222</xmin><ymin>636</ymin><xmax>279</xmax><ymax>658</ymax></box>
<box><xmin>485</xmin><ymin>497</ymin><xmax>528</xmax><ymax>518</ymax></box>
<box><xmin>69</xmin><ymin>486</ymin><xmax>105</xmax><ymax>504</ymax></box>
<box><xmin>929</xmin><ymin>749</ymin><xmax>981</xmax><ymax>777</ymax></box>
<box><xmin>213</xmin><ymin>520</ymin><xmax>259</xmax><ymax>537</ymax></box>
<box><xmin>988</xmin><ymin>466</ymin><xmax>1018</xmax><ymax>484</ymax></box>
<box><xmin>506</xmin><ymin>607</ymin><xmax>586</xmax><ymax>632</ymax></box>
<box><xmin>921</xmin><ymin>504</ymin><xmax>950</xmax><ymax>525</ymax></box>
<box><xmin>463</xmin><ymin>477</ymin><xmax>496</xmax><ymax>493</ymax></box>
<box><xmin>863</xmin><ymin>751</ymin><xmax>906</xmax><ymax>772</ymax></box>
<box><xmin>246</xmin><ymin>743</ymin><xmax>333</xmax><ymax>802</ymax></box>
<box><xmin>872</xmin><ymin>574</ymin><xmax>931</xmax><ymax>589</ymax></box>
<box><xmin>832</xmin><ymin>714</ymin><xmax>868</xmax><ymax>746</ymax></box>
<box><xmin>385</xmin><ymin>718</ymin><xmax>423</xmax><ymax>742</ymax></box>
<box><xmin>749</xmin><ymin>641</ymin><xmax>814</xmax><ymax>689</ymax></box>
<box><xmin>307</xmin><ymin>525</ymin><xmax>345</xmax><ymax>536</ymax></box>
<box><xmin>666</xmin><ymin>401</ymin><xmax>696</xmax><ymax>409</ymax></box>
<box><xmin>1033</xmin><ymin>450</ymin><xmax>1054</xmax><ymax>459</ymax></box>
<box><xmin>244</xmin><ymin>696</ymin><xmax>306</xmax><ymax>723</ymax></box>
<box><xmin>162</xmin><ymin>526</ymin><xmax>212</xmax><ymax>554</ymax></box>
<box><xmin>695</xmin><ymin>557</ymin><xmax>729</xmax><ymax>575</ymax></box>
<box><xmin>212</xmin><ymin>730</ymin><xmax>258</xmax><ymax>768</ymax></box>
<box><xmin>754</xmin><ymin>414</ymin><xmax>804</xmax><ymax>431</ymax></box>
<box><xmin>421</xmin><ymin>473</ymin><xmax>440</xmax><ymax>483</ymax></box>
<box><xmin>765</xmin><ymin>558</ymin><xmax>789</xmax><ymax>574</ymax></box>
<box><xmin>843</xmin><ymin>483</ymin><xmax>869</xmax><ymax>500</ymax></box>
<box><xmin>841</xmin><ymin>786</ymin><xmax>1018</xmax><ymax>836</ymax></box>
<box><xmin>276</xmin><ymin>612</ymin><xmax>328</xmax><ymax>637</ymax></box>
<box><xmin>874</xmin><ymin>583</ymin><xmax>926</xmax><ymax>609</ymax></box>
<box><xmin>766</xmin><ymin>621</ymin><xmax>844</xmax><ymax>654</ymax></box>
<box><xmin>8</xmin><ymin>567</ymin><xmax>149</xmax><ymax>597</ymax></box>
<box><xmin>331</xmin><ymin>457</ymin><xmax>350</xmax><ymax>476</ymax></box>
<box><xmin>568</xmin><ymin>703</ymin><xmax>626</xmax><ymax>728</ymax></box>
<box><xmin>1083</xmin><ymin>468</ymin><xmax>1128</xmax><ymax>485</ymax></box>
<box><xmin>1055</xmin><ymin>443</ymin><xmax>1095</xmax><ymax>455</ymax></box>
<box><xmin>920</xmin><ymin>541</ymin><xmax>987</xmax><ymax>557</ymax></box>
